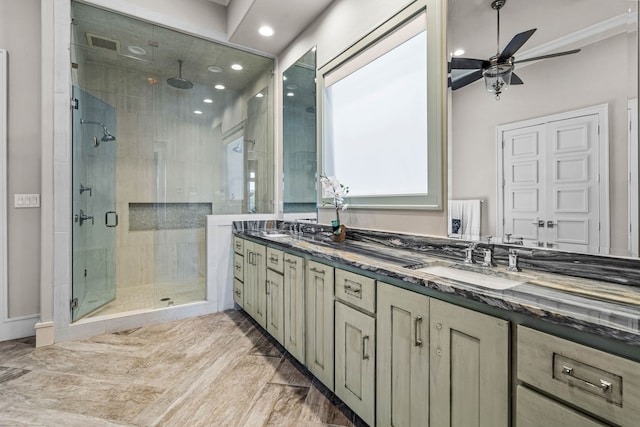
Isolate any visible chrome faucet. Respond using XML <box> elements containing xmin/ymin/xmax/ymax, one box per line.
<box><xmin>507</xmin><ymin>249</ymin><xmax>520</xmax><ymax>272</ymax></box>
<box><xmin>464</xmin><ymin>243</ymin><xmax>476</xmax><ymax>264</ymax></box>
<box><xmin>482</xmin><ymin>248</ymin><xmax>494</xmax><ymax>267</ymax></box>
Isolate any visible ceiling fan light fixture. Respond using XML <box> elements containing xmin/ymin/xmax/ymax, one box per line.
<box><xmin>483</xmin><ymin>63</ymin><xmax>512</xmax><ymax>100</ymax></box>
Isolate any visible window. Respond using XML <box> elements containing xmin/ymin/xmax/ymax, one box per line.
<box><xmin>319</xmin><ymin>5</ymin><xmax>444</xmax><ymax>209</ymax></box>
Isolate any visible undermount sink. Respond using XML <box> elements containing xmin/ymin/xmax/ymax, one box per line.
<box><xmin>262</xmin><ymin>231</ymin><xmax>290</xmax><ymax>238</ymax></box>
<box><xmin>411</xmin><ymin>265</ymin><xmax>526</xmax><ymax>290</ymax></box>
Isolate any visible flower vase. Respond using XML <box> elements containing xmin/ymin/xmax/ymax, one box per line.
<box><xmin>332</xmin><ymin>221</ymin><xmax>347</xmax><ymax>242</ymax></box>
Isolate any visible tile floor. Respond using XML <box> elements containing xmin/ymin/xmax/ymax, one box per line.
<box><xmin>0</xmin><ymin>310</ymin><xmax>365</xmax><ymax>426</ymax></box>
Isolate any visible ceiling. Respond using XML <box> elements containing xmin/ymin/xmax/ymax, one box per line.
<box><xmin>212</xmin><ymin>0</ymin><xmax>334</xmax><ymax>56</ymax></box>
<box><xmin>448</xmin><ymin>0</ymin><xmax>637</xmax><ymax>72</ymax></box>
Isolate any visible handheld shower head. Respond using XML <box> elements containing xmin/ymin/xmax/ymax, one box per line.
<box><xmin>80</xmin><ymin>119</ymin><xmax>116</xmax><ymax>142</ymax></box>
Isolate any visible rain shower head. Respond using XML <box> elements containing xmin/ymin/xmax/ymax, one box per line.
<box><xmin>80</xmin><ymin>119</ymin><xmax>116</xmax><ymax>142</ymax></box>
<box><xmin>167</xmin><ymin>59</ymin><xmax>193</xmax><ymax>89</ymax></box>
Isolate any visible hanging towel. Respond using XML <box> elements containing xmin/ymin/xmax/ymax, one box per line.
<box><xmin>448</xmin><ymin>199</ymin><xmax>482</xmax><ymax>240</ymax></box>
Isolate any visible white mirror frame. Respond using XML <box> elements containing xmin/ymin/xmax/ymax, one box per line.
<box><xmin>317</xmin><ymin>0</ymin><xmax>446</xmax><ymax>210</ymax></box>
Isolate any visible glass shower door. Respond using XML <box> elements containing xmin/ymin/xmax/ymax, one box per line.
<box><xmin>71</xmin><ymin>86</ymin><xmax>117</xmax><ymax>321</ymax></box>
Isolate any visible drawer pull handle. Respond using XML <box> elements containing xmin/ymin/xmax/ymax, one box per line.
<box><xmin>235</xmin><ymin>265</ymin><xmax>241</xmax><ymax>271</ymax></box>
<box><xmin>344</xmin><ymin>285</ymin><xmax>361</xmax><ymax>293</ymax></box>
<box><xmin>362</xmin><ymin>335</ymin><xmax>370</xmax><ymax>360</ymax></box>
<box><xmin>561</xmin><ymin>365</ymin><xmax>613</xmax><ymax>394</ymax></box>
<box><xmin>285</xmin><ymin>259</ymin><xmax>297</xmax><ymax>265</ymax></box>
<box><xmin>266</xmin><ymin>281</ymin><xmax>271</xmax><ymax>295</ymax></box>
<box><xmin>414</xmin><ymin>315</ymin><xmax>423</xmax><ymax>347</ymax></box>
<box><xmin>310</xmin><ymin>267</ymin><xmax>325</xmax><ymax>275</ymax></box>
<box><xmin>270</xmin><ymin>255</ymin><xmax>279</xmax><ymax>263</ymax></box>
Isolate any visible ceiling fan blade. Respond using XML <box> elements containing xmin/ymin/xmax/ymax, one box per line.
<box><xmin>451</xmin><ymin>69</ymin><xmax>484</xmax><ymax>90</ymax></box>
<box><xmin>450</xmin><ymin>57</ymin><xmax>489</xmax><ymax>70</ymax></box>
<box><xmin>499</xmin><ymin>29</ymin><xmax>537</xmax><ymax>61</ymax></box>
<box><xmin>510</xmin><ymin>73</ymin><xmax>524</xmax><ymax>85</ymax></box>
<box><xmin>514</xmin><ymin>49</ymin><xmax>581</xmax><ymax>64</ymax></box>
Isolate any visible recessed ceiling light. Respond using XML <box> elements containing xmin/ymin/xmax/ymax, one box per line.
<box><xmin>453</xmin><ymin>49</ymin><xmax>465</xmax><ymax>56</ymax></box>
<box><xmin>286</xmin><ymin>92</ymin><xmax>295</xmax><ymax>97</ymax></box>
<box><xmin>194</xmin><ymin>110</ymin><xmax>203</xmax><ymax>115</ymax></box>
<box><xmin>207</xmin><ymin>65</ymin><xmax>222</xmax><ymax>73</ymax></box>
<box><xmin>214</xmin><ymin>84</ymin><xmax>225</xmax><ymax>90</ymax></box>
<box><xmin>231</xmin><ymin>64</ymin><xmax>243</xmax><ymax>71</ymax></box>
<box><xmin>286</xmin><ymin>84</ymin><xmax>298</xmax><ymax>90</ymax></box>
<box><xmin>203</xmin><ymin>98</ymin><xmax>213</xmax><ymax>103</ymax></box>
<box><xmin>259</xmin><ymin>25</ymin><xmax>274</xmax><ymax>37</ymax></box>
<box><xmin>127</xmin><ymin>45</ymin><xmax>146</xmax><ymax>55</ymax></box>
<box><xmin>256</xmin><ymin>93</ymin><xmax>264</xmax><ymax>98</ymax></box>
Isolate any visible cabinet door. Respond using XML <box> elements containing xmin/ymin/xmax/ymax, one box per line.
<box><xmin>243</xmin><ymin>243</ymin><xmax>256</xmax><ymax>318</ymax></box>
<box><xmin>335</xmin><ymin>301</ymin><xmax>375</xmax><ymax>427</ymax></box>
<box><xmin>253</xmin><ymin>243</ymin><xmax>267</xmax><ymax>328</ymax></box>
<box><xmin>233</xmin><ymin>278</ymin><xmax>243</xmax><ymax>308</ymax></box>
<box><xmin>284</xmin><ymin>253</ymin><xmax>305</xmax><ymax>363</ymax></box>
<box><xmin>305</xmin><ymin>260</ymin><xmax>334</xmax><ymax>390</ymax></box>
<box><xmin>377</xmin><ymin>282</ymin><xmax>429</xmax><ymax>427</ymax></box>
<box><xmin>517</xmin><ymin>386</ymin><xmax>608</xmax><ymax>427</ymax></box>
<box><xmin>266</xmin><ymin>269</ymin><xmax>284</xmax><ymax>344</ymax></box>
<box><xmin>430</xmin><ymin>299</ymin><xmax>509</xmax><ymax>427</ymax></box>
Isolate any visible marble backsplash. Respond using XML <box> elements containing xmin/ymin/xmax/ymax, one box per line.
<box><xmin>233</xmin><ymin>220</ymin><xmax>640</xmax><ymax>289</ymax></box>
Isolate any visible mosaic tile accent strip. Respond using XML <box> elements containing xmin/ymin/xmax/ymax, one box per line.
<box><xmin>129</xmin><ymin>203</ymin><xmax>212</xmax><ymax>231</ymax></box>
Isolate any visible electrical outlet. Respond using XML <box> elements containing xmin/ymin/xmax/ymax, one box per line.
<box><xmin>14</xmin><ymin>193</ymin><xmax>40</xmax><ymax>208</ymax></box>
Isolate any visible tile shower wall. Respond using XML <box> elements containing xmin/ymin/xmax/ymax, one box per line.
<box><xmin>76</xmin><ymin>62</ymin><xmax>217</xmax><ymax>304</ymax></box>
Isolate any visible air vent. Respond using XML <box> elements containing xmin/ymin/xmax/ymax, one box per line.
<box><xmin>86</xmin><ymin>33</ymin><xmax>120</xmax><ymax>52</ymax></box>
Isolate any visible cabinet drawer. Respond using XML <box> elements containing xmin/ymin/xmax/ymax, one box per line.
<box><xmin>518</xmin><ymin>326</ymin><xmax>640</xmax><ymax>426</ymax></box>
<box><xmin>233</xmin><ymin>254</ymin><xmax>244</xmax><ymax>281</ymax></box>
<box><xmin>233</xmin><ymin>236</ymin><xmax>244</xmax><ymax>254</ymax></box>
<box><xmin>233</xmin><ymin>278</ymin><xmax>244</xmax><ymax>308</ymax></box>
<box><xmin>266</xmin><ymin>247</ymin><xmax>284</xmax><ymax>273</ymax></box>
<box><xmin>335</xmin><ymin>269</ymin><xmax>376</xmax><ymax>314</ymax></box>
<box><xmin>517</xmin><ymin>385</ymin><xmax>608</xmax><ymax>427</ymax></box>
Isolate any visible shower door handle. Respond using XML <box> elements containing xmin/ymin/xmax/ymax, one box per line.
<box><xmin>105</xmin><ymin>211</ymin><xmax>118</xmax><ymax>228</ymax></box>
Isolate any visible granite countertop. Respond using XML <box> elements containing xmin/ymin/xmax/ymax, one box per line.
<box><xmin>233</xmin><ymin>223</ymin><xmax>640</xmax><ymax>349</ymax></box>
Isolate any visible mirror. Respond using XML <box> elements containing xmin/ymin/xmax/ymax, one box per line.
<box><xmin>448</xmin><ymin>0</ymin><xmax>638</xmax><ymax>257</ymax></box>
<box><xmin>283</xmin><ymin>47</ymin><xmax>317</xmax><ymax>215</ymax></box>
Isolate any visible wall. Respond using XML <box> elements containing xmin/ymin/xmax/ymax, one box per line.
<box><xmin>450</xmin><ymin>32</ymin><xmax>637</xmax><ymax>254</ymax></box>
<box><xmin>0</xmin><ymin>0</ymin><xmax>41</xmax><ymax>319</ymax></box>
<box><xmin>279</xmin><ymin>0</ymin><xmax>448</xmax><ymax>237</ymax></box>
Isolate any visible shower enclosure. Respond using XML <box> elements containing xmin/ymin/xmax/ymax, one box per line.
<box><xmin>71</xmin><ymin>87</ymin><xmax>117</xmax><ymax>320</ymax></box>
<box><xmin>70</xmin><ymin>2</ymin><xmax>274</xmax><ymax>320</ymax></box>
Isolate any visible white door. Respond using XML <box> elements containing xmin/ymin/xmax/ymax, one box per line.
<box><xmin>629</xmin><ymin>99</ymin><xmax>638</xmax><ymax>257</ymax></box>
<box><xmin>545</xmin><ymin>115</ymin><xmax>600</xmax><ymax>252</ymax></box>
<box><xmin>502</xmin><ymin>125</ymin><xmax>546</xmax><ymax>245</ymax></box>
<box><xmin>499</xmin><ymin>105</ymin><xmax>608</xmax><ymax>253</ymax></box>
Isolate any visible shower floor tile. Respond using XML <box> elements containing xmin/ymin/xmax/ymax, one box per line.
<box><xmin>83</xmin><ymin>279</ymin><xmax>205</xmax><ymax>318</ymax></box>
<box><xmin>0</xmin><ymin>311</ymin><xmax>363</xmax><ymax>426</ymax></box>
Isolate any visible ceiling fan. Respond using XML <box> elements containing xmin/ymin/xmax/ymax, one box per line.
<box><xmin>449</xmin><ymin>0</ymin><xmax>581</xmax><ymax>99</ymax></box>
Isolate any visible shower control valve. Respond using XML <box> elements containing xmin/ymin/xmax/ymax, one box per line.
<box><xmin>76</xmin><ymin>209</ymin><xmax>94</xmax><ymax>227</ymax></box>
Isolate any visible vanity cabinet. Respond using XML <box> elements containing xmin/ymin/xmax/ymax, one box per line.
<box><xmin>232</xmin><ymin>238</ymin><xmax>244</xmax><ymax>308</ymax></box>
<box><xmin>265</xmin><ymin>268</ymin><xmax>284</xmax><ymax>344</ymax></box>
<box><xmin>283</xmin><ymin>253</ymin><xmax>305</xmax><ymax>363</ymax></box>
<box><xmin>334</xmin><ymin>270</ymin><xmax>377</xmax><ymax>426</ymax></box>
<box><xmin>243</xmin><ymin>241</ymin><xmax>266</xmax><ymax>328</ymax></box>
<box><xmin>305</xmin><ymin>260</ymin><xmax>335</xmax><ymax>390</ymax></box>
<box><xmin>376</xmin><ymin>282</ymin><xmax>429</xmax><ymax>427</ymax></box>
<box><xmin>517</xmin><ymin>326</ymin><xmax>640</xmax><ymax>426</ymax></box>
<box><xmin>430</xmin><ymin>299</ymin><xmax>510</xmax><ymax>427</ymax></box>
<box><xmin>517</xmin><ymin>385</ymin><xmax>608</xmax><ymax>427</ymax></box>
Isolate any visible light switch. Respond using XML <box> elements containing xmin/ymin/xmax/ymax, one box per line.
<box><xmin>14</xmin><ymin>193</ymin><xmax>40</xmax><ymax>208</ymax></box>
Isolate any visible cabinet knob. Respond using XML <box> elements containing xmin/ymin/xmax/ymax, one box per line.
<box><xmin>436</xmin><ymin>348</ymin><xmax>442</xmax><ymax>357</ymax></box>
<box><xmin>436</xmin><ymin>322</ymin><xmax>442</xmax><ymax>330</ymax></box>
